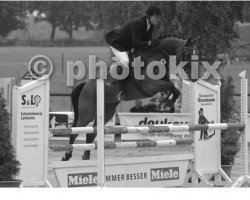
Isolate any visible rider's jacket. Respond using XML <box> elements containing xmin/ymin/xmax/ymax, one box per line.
<box><xmin>105</xmin><ymin>16</ymin><xmax>154</xmax><ymax>52</ymax></box>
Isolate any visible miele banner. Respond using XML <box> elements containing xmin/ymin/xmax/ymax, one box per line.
<box><xmin>118</xmin><ymin>113</ymin><xmax>191</xmax><ymax>140</ymax></box>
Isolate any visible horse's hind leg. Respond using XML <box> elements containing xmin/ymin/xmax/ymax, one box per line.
<box><xmin>61</xmin><ymin>112</ymin><xmax>95</xmax><ymax>161</ymax></box>
<box><xmin>81</xmin><ymin>120</ymin><xmax>97</xmax><ymax>160</ymax></box>
<box><xmin>75</xmin><ymin>97</ymin><xmax>96</xmax><ymax>160</ymax></box>
<box><xmin>82</xmin><ymin>102</ymin><xmax>119</xmax><ymax>160</ymax></box>
<box><xmin>62</xmin><ymin>81</ymin><xmax>96</xmax><ymax>161</ymax></box>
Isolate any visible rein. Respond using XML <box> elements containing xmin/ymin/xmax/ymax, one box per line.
<box><xmin>157</xmin><ymin>42</ymin><xmax>196</xmax><ymax>61</ymax></box>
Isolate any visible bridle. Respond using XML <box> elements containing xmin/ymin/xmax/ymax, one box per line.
<box><xmin>157</xmin><ymin>45</ymin><xmax>170</xmax><ymax>58</ymax></box>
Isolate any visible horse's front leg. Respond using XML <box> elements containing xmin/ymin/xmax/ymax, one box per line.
<box><xmin>61</xmin><ymin>134</ymin><xmax>78</xmax><ymax>161</ymax></box>
<box><xmin>143</xmin><ymin>79</ymin><xmax>180</xmax><ymax>101</ymax></box>
<box><xmin>165</xmin><ymin>82</ymin><xmax>180</xmax><ymax>104</ymax></box>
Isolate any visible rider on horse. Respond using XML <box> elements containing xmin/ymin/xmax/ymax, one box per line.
<box><xmin>105</xmin><ymin>5</ymin><xmax>162</xmax><ymax>101</ymax></box>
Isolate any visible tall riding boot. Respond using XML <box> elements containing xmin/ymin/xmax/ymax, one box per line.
<box><xmin>171</xmin><ymin>88</ymin><xmax>180</xmax><ymax>104</ymax></box>
<box><xmin>107</xmin><ymin>63</ymin><xmax>126</xmax><ymax>101</ymax></box>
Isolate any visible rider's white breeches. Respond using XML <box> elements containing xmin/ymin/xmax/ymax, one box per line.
<box><xmin>110</xmin><ymin>46</ymin><xmax>129</xmax><ymax>66</ymax></box>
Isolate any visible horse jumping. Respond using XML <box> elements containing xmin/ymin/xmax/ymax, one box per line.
<box><xmin>62</xmin><ymin>35</ymin><xmax>199</xmax><ymax>161</ymax></box>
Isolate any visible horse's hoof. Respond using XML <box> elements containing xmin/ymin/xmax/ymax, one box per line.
<box><xmin>61</xmin><ymin>152</ymin><xmax>72</xmax><ymax>161</ymax></box>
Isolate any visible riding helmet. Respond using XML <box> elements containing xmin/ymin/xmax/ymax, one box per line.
<box><xmin>145</xmin><ymin>5</ymin><xmax>162</xmax><ymax>17</ymax></box>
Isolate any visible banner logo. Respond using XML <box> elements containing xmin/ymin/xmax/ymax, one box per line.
<box><xmin>150</xmin><ymin>167</ymin><xmax>179</xmax><ymax>181</ymax></box>
<box><xmin>21</xmin><ymin>94</ymin><xmax>41</xmax><ymax>107</ymax></box>
<box><xmin>68</xmin><ymin>173</ymin><xmax>97</xmax><ymax>187</ymax></box>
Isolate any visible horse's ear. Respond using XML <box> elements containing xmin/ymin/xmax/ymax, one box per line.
<box><xmin>187</xmin><ymin>36</ymin><xmax>200</xmax><ymax>46</ymax></box>
<box><xmin>186</xmin><ymin>38</ymin><xmax>192</xmax><ymax>45</ymax></box>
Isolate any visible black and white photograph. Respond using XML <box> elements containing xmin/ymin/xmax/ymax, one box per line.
<box><xmin>0</xmin><ymin>1</ymin><xmax>250</xmax><ymax>194</ymax></box>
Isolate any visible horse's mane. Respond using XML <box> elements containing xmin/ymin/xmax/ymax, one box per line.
<box><xmin>135</xmin><ymin>34</ymin><xmax>190</xmax><ymax>61</ymax></box>
<box><xmin>138</xmin><ymin>34</ymin><xmax>188</xmax><ymax>57</ymax></box>
<box><xmin>159</xmin><ymin>34</ymin><xmax>189</xmax><ymax>41</ymax></box>
<box><xmin>158</xmin><ymin>34</ymin><xmax>190</xmax><ymax>56</ymax></box>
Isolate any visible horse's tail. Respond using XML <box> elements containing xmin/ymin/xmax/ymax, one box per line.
<box><xmin>71</xmin><ymin>82</ymin><xmax>86</xmax><ymax>127</ymax></box>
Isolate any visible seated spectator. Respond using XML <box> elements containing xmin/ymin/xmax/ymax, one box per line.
<box><xmin>115</xmin><ymin>112</ymin><xmax>120</xmax><ymax>125</ymax></box>
<box><xmin>145</xmin><ymin>103</ymin><xmax>157</xmax><ymax>112</ymax></box>
<box><xmin>130</xmin><ymin>99</ymin><xmax>147</xmax><ymax>113</ymax></box>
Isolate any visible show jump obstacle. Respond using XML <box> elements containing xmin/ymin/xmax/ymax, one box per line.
<box><xmin>12</xmin><ymin>73</ymin><xmax>249</xmax><ymax>187</ymax></box>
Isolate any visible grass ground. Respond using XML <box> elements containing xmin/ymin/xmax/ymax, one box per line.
<box><xmin>0</xmin><ymin>46</ymin><xmax>110</xmax><ymax>78</ymax></box>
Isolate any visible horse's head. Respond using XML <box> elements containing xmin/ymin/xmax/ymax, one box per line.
<box><xmin>158</xmin><ymin>35</ymin><xmax>199</xmax><ymax>80</ymax></box>
<box><xmin>137</xmin><ymin>34</ymin><xmax>199</xmax><ymax>81</ymax></box>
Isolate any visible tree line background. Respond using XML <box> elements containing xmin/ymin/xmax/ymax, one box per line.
<box><xmin>1</xmin><ymin>1</ymin><xmax>250</xmax><ymax>60</ymax></box>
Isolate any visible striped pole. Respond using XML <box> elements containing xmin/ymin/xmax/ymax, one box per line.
<box><xmin>51</xmin><ymin>127</ymin><xmax>96</xmax><ymax>135</ymax></box>
<box><xmin>49</xmin><ymin>138</ymin><xmax>193</xmax><ymax>151</ymax></box>
<box><xmin>50</xmin><ymin>123</ymin><xmax>245</xmax><ymax>137</ymax></box>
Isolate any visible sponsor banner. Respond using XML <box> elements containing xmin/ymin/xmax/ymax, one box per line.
<box><xmin>193</xmin><ymin>80</ymin><xmax>220</xmax><ymax>173</ymax></box>
<box><xmin>118</xmin><ymin>113</ymin><xmax>191</xmax><ymax>140</ymax></box>
<box><xmin>68</xmin><ymin>171</ymin><xmax>149</xmax><ymax>187</ymax></box>
<box><xmin>18</xmin><ymin>84</ymin><xmax>46</xmax><ymax>181</ymax></box>
<box><xmin>12</xmin><ymin>79</ymin><xmax>49</xmax><ymax>186</ymax></box>
<box><xmin>52</xmin><ymin>155</ymin><xmax>191</xmax><ymax>187</ymax></box>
